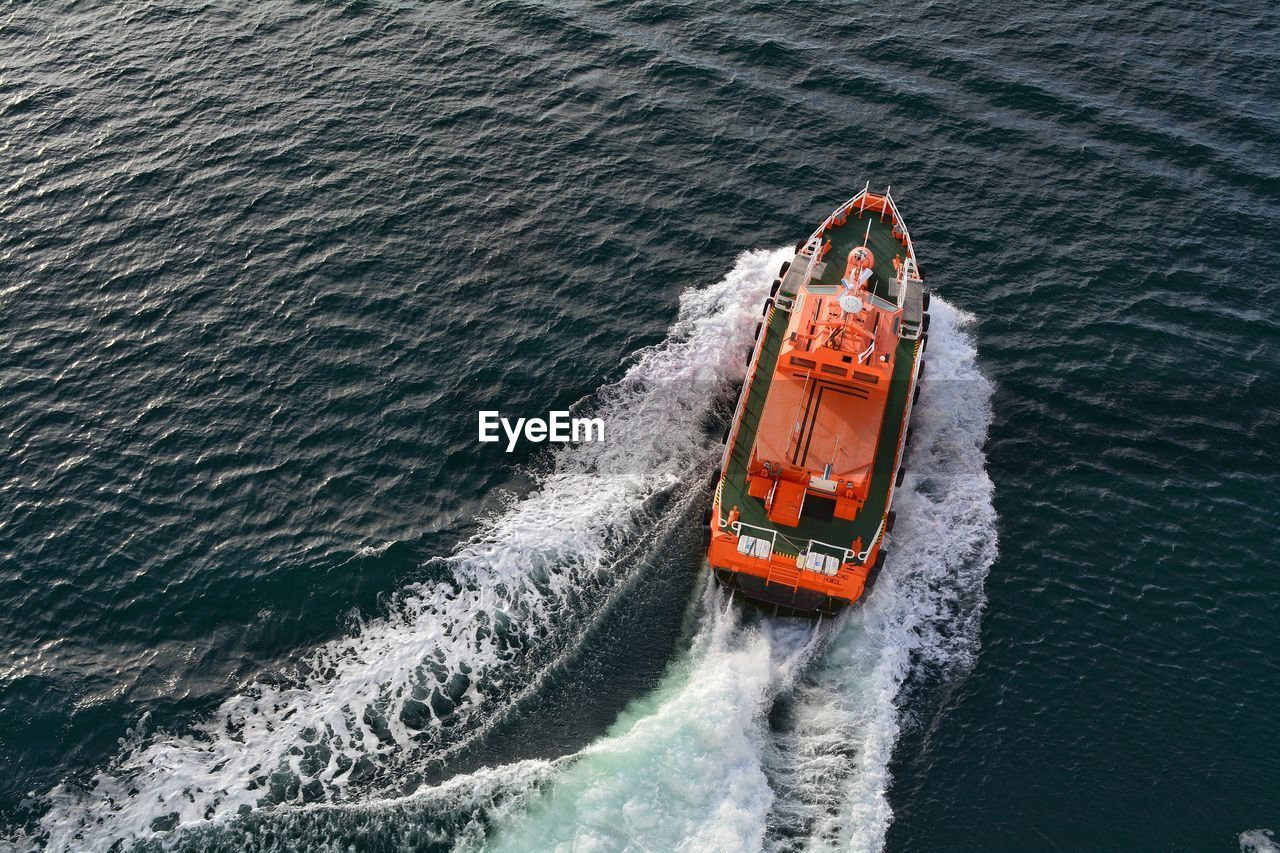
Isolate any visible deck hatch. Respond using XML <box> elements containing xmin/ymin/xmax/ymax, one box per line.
<box><xmin>801</xmin><ymin>494</ymin><xmax>837</xmax><ymax>522</ymax></box>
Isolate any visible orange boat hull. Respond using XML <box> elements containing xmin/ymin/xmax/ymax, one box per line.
<box><xmin>706</xmin><ymin>187</ymin><xmax>925</xmax><ymax>615</ymax></box>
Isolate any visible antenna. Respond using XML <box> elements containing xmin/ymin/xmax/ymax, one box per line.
<box><xmin>863</xmin><ymin>219</ymin><xmax>872</xmax><ymax>247</ymax></box>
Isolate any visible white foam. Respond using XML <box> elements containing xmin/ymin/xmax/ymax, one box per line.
<box><xmin>469</xmin><ymin>297</ymin><xmax>996</xmax><ymax>853</ymax></box>
<box><xmin>1241</xmin><ymin>829</ymin><xmax>1280</xmax><ymax>853</ymax></box>
<box><xmin>353</xmin><ymin>541</ymin><xmax>392</xmax><ymax>559</ymax></box>
<box><xmin>25</xmin><ymin>248</ymin><xmax>789</xmax><ymax>852</ymax></box>
<box><xmin>478</xmin><ymin>587</ymin><xmax>829</xmax><ymax>853</ymax></box>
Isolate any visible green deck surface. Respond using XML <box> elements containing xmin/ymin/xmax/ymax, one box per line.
<box><xmin>718</xmin><ymin>211</ymin><xmax>917</xmax><ymax>563</ymax></box>
<box><xmin>814</xmin><ymin>207</ymin><xmax>905</xmax><ymax>302</ymax></box>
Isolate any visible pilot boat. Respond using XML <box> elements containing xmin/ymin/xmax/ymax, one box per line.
<box><xmin>706</xmin><ymin>186</ymin><xmax>929</xmax><ymax>615</ymax></box>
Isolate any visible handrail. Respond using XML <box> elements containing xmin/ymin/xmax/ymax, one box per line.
<box><xmin>882</xmin><ymin>187</ymin><xmax>919</xmax><ymax>280</ymax></box>
<box><xmin>732</xmin><ymin>519</ymin><xmax>810</xmax><ymax>559</ymax></box>
<box><xmin>893</xmin><ymin>256</ymin><xmax>921</xmax><ymax>310</ymax></box>
<box><xmin>734</xmin><ymin>518</ymin><xmax>876</xmax><ymax>576</ymax></box>
<box><xmin>719</xmin><ymin>299</ymin><xmax>776</xmax><ymax>476</ymax></box>
<box><xmin>856</xmin><ymin>518</ymin><xmax>886</xmax><ymax>564</ymax></box>
<box><xmin>798</xmin><ymin>182</ymin><xmax>920</xmax><ymax>302</ymax></box>
<box><xmin>729</xmin><ymin>520</ymin><xmax>779</xmax><ymax>554</ymax></box>
<box><xmin>803</xmin><ymin>537</ymin><xmax>853</xmax><ymax>565</ymax></box>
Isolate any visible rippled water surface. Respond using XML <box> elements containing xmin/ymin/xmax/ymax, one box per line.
<box><xmin>1</xmin><ymin>2</ymin><xmax>1277</xmax><ymax>851</ymax></box>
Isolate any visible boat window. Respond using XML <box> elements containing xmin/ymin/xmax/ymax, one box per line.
<box><xmin>867</xmin><ymin>293</ymin><xmax>896</xmax><ymax>312</ymax></box>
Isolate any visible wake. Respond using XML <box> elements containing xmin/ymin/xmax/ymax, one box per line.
<box><xmin>18</xmin><ymin>249</ymin><xmax>788</xmax><ymax>852</ymax></box>
<box><xmin>477</xmin><ymin>588</ymin><xmax>834</xmax><ymax>853</ymax></box>
<box><xmin>14</xmin><ymin>252</ymin><xmax>995</xmax><ymax>853</ymax></box>
<box><xmin>473</xmin><ymin>296</ymin><xmax>996</xmax><ymax>853</ymax></box>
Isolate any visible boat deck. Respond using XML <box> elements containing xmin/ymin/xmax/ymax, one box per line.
<box><xmin>815</xmin><ymin>206</ymin><xmax>907</xmax><ymax>301</ymax></box>
<box><xmin>718</xmin><ymin>210</ymin><xmax>917</xmax><ymax>563</ymax></box>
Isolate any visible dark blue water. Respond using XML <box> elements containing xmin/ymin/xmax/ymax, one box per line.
<box><xmin>1</xmin><ymin>2</ymin><xmax>1277</xmax><ymax>851</ymax></box>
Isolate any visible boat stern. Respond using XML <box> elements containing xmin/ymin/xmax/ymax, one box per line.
<box><xmin>705</xmin><ymin>498</ymin><xmax>880</xmax><ymax>615</ymax></box>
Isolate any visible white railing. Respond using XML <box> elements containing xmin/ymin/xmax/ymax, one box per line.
<box><xmin>795</xmin><ymin>234</ymin><xmax>824</xmax><ymax>295</ymax></box>
<box><xmin>729</xmin><ymin>516</ymin><xmax>883</xmax><ymax>577</ymax></box>
<box><xmin>793</xmin><ymin>182</ymin><xmax>920</xmax><ymax>301</ymax></box>
<box><xmin>729</xmin><ymin>520</ymin><xmax>779</xmax><ymax>557</ymax></box>
<box><xmin>855</xmin><ymin>517</ymin><xmax>886</xmax><ymax>564</ymax></box>
<box><xmin>804</xmin><ymin>537</ymin><xmax>854</xmax><ymax>564</ymax></box>
<box><xmin>792</xmin><ymin>181</ymin><xmax>868</xmax><ymax>294</ymax></box>
<box><xmin>894</xmin><ymin>256</ymin><xmax>922</xmax><ymax>310</ymax></box>
<box><xmin>882</xmin><ymin>185</ymin><xmax>919</xmax><ymax>288</ymax></box>
<box><xmin>718</xmin><ymin>295</ymin><xmax>776</xmax><ymax>476</ymax></box>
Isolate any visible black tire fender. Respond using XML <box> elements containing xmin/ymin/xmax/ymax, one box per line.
<box><xmin>864</xmin><ymin>550</ymin><xmax>887</xmax><ymax>593</ymax></box>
